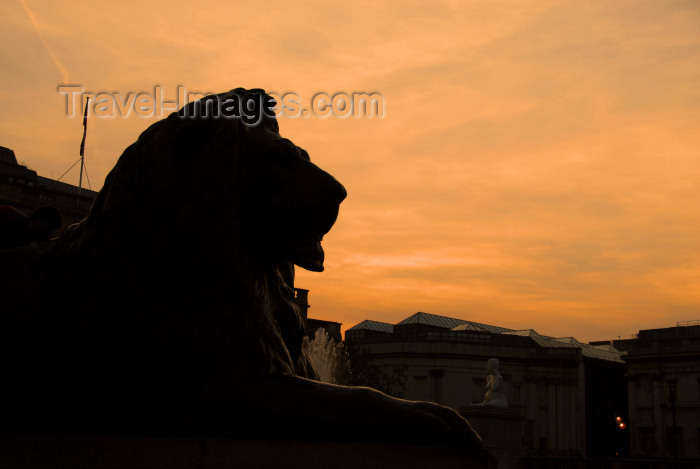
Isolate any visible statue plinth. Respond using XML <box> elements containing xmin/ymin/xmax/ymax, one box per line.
<box><xmin>460</xmin><ymin>408</ymin><xmax>534</xmax><ymax>469</ymax></box>
<box><xmin>0</xmin><ymin>435</ymin><xmax>494</xmax><ymax>469</ymax></box>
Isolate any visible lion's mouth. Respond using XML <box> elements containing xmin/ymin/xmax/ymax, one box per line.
<box><xmin>284</xmin><ymin>205</ymin><xmax>340</xmax><ymax>272</ymax></box>
<box><xmin>287</xmin><ymin>234</ymin><xmax>325</xmax><ymax>272</ymax></box>
<box><xmin>261</xmin><ymin>184</ymin><xmax>343</xmax><ymax>273</ymax></box>
<box><xmin>254</xmin><ymin>209</ymin><xmax>336</xmax><ymax>273</ymax></box>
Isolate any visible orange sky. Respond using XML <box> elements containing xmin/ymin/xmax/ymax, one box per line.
<box><xmin>1</xmin><ymin>1</ymin><xmax>699</xmax><ymax>341</ymax></box>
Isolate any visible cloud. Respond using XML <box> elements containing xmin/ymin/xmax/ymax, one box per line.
<box><xmin>18</xmin><ymin>0</ymin><xmax>68</xmax><ymax>82</ymax></box>
<box><xmin>2</xmin><ymin>0</ymin><xmax>699</xmax><ymax>341</ymax></box>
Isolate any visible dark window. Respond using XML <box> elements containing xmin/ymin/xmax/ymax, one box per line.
<box><xmin>430</xmin><ymin>369</ymin><xmax>444</xmax><ymax>405</ymax></box>
<box><xmin>472</xmin><ymin>378</ymin><xmax>485</xmax><ymax>403</ymax></box>
<box><xmin>512</xmin><ymin>385</ymin><xmax>521</xmax><ymax>405</ymax></box>
<box><xmin>413</xmin><ymin>376</ymin><xmax>427</xmax><ymax>401</ymax></box>
<box><xmin>665</xmin><ymin>426</ymin><xmax>683</xmax><ymax>457</ymax></box>
<box><xmin>639</xmin><ymin>427</ymin><xmax>655</xmax><ymax>456</ymax></box>
<box><xmin>537</xmin><ymin>383</ymin><xmax>548</xmax><ymax>408</ymax></box>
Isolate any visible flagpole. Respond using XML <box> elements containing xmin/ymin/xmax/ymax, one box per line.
<box><xmin>79</xmin><ymin>97</ymin><xmax>89</xmax><ymax>190</ymax></box>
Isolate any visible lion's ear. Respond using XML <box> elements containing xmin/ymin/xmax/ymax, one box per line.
<box><xmin>173</xmin><ymin>122</ymin><xmax>213</xmax><ymax>161</ymax></box>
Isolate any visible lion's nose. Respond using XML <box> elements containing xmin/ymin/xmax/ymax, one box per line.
<box><xmin>329</xmin><ymin>180</ymin><xmax>347</xmax><ymax>204</ymax></box>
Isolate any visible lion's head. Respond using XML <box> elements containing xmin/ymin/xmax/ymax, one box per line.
<box><xmin>80</xmin><ymin>88</ymin><xmax>346</xmax><ymax>274</ymax></box>
<box><xmin>33</xmin><ymin>89</ymin><xmax>346</xmax><ymax>426</ymax></box>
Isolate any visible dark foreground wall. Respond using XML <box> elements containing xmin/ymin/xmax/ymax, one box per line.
<box><xmin>0</xmin><ymin>435</ymin><xmax>494</xmax><ymax>469</ymax></box>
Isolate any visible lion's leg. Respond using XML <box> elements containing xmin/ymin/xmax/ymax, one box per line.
<box><xmin>197</xmin><ymin>374</ymin><xmax>482</xmax><ymax>446</ymax></box>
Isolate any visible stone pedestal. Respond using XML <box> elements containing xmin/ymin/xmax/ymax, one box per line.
<box><xmin>0</xmin><ymin>435</ymin><xmax>494</xmax><ymax>469</ymax></box>
<box><xmin>461</xmin><ymin>408</ymin><xmax>534</xmax><ymax>469</ymax></box>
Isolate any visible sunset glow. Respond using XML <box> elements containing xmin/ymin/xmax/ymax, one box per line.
<box><xmin>1</xmin><ymin>0</ymin><xmax>698</xmax><ymax>341</ymax></box>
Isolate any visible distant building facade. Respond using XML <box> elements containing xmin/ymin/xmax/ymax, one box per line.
<box><xmin>346</xmin><ymin>312</ymin><xmax>627</xmax><ymax>458</ymax></box>
<box><xmin>594</xmin><ymin>324</ymin><xmax>700</xmax><ymax>459</ymax></box>
<box><xmin>0</xmin><ymin>146</ymin><xmax>97</xmax><ymax>229</ymax></box>
<box><xmin>294</xmin><ymin>288</ymin><xmax>342</xmax><ymax>342</ymax></box>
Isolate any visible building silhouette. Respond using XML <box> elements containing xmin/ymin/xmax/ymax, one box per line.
<box><xmin>346</xmin><ymin>312</ymin><xmax>628</xmax><ymax>458</ymax></box>
<box><xmin>0</xmin><ymin>146</ymin><xmax>97</xmax><ymax>229</ymax></box>
<box><xmin>593</xmin><ymin>323</ymin><xmax>700</xmax><ymax>459</ymax></box>
<box><xmin>294</xmin><ymin>288</ymin><xmax>342</xmax><ymax>342</ymax></box>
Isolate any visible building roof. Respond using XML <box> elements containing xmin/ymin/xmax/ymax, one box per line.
<box><xmin>397</xmin><ymin>312</ymin><xmax>470</xmax><ymax>329</ymax></box>
<box><xmin>396</xmin><ymin>312</ymin><xmax>512</xmax><ymax>334</ymax></box>
<box><xmin>452</xmin><ymin>322</ymin><xmax>513</xmax><ymax>334</ymax></box>
<box><xmin>0</xmin><ymin>146</ymin><xmax>18</xmax><ymax>164</ymax></box>
<box><xmin>348</xmin><ymin>313</ymin><xmax>625</xmax><ymax>363</ymax></box>
<box><xmin>585</xmin><ymin>344</ymin><xmax>625</xmax><ymax>362</ymax></box>
<box><xmin>503</xmin><ymin>330</ymin><xmax>624</xmax><ymax>363</ymax></box>
<box><xmin>504</xmin><ymin>329</ymin><xmax>577</xmax><ymax>348</ymax></box>
<box><xmin>346</xmin><ymin>319</ymin><xmax>394</xmax><ymax>333</ymax></box>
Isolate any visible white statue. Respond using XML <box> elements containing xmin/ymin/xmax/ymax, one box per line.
<box><xmin>472</xmin><ymin>358</ymin><xmax>507</xmax><ymax>408</ymax></box>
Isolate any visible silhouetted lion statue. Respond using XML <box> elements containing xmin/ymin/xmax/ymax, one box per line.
<box><xmin>0</xmin><ymin>89</ymin><xmax>480</xmax><ymax>446</ymax></box>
